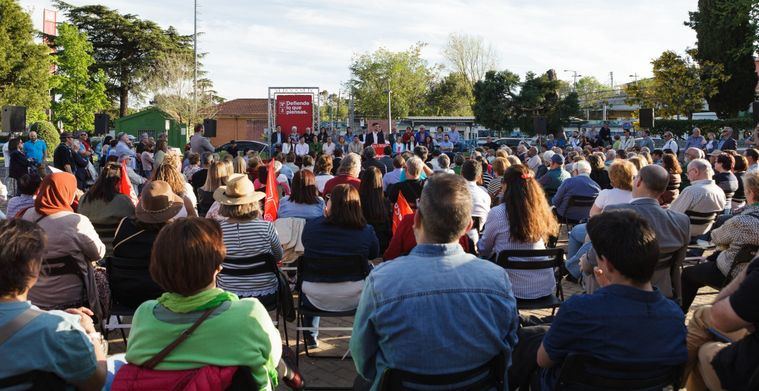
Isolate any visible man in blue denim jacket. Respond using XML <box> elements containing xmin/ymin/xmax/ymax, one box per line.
<box><xmin>350</xmin><ymin>174</ymin><xmax>519</xmax><ymax>390</ymax></box>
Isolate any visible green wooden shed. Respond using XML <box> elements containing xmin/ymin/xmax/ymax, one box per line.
<box><xmin>113</xmin><ymin>107</ymin><xmax>188</xmax><ymax>148</ymax></box>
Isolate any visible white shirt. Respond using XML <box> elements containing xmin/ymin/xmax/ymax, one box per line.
<box><xmin>315</xmin><ymin>174</ymin><xmax>334</xmax><ymax>194</ymax></box>
<box><xmin>322</xmin><ymin>142</ymin><xmax>335</xmax><ymax>156</ymax></box>
<box><xmin>663</xmin><ymin>139</ymin><xmax>679</xmax><ymax>155</ymax></box>
<box><xmin>748</xmin><ymin>163</ymin><xmax>759</xmax><ymax>173</ymax></box>
<box><xmin>527</xmin><ymin>155</ymin><xmax>542</xmax><ymax>172</ymax></box>
<box><xmin>619</xmin><ymin>136</ymin><xmax>636</xmax><ymax>150</ymax></box>
<box><xmin>467</xmin><ymin>181</ymin><xmax>491</xmax><ymax>219</ymax></box>
<box><xmin>281</xmin><ymin>143</ymin><xmax>292</xmax><ymax>155</ymax></box>
<box><xmin>295</xmin><ymin>143</ymin><xmax>309</xmax><ymax>157</ymax></box>
<box><xmin>593</xmin><ymin>188</ymin><xmax>633</xmax><ymax>210</ymax></box>
<box><xmin>2</xmin><ymin>142</ymin><xmax>9</xmax><ymax>168</ymax></box>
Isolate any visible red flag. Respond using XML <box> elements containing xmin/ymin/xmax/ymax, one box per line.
<box><xmin>392</xmin><ymin>192</ymin><xmax>413</xmax><ymax>234</ymax></box>
<box><xmin>118</xmin><ymin>163</ymin><xmax>136</xmax><ymax>204</ymax></box>
<box><xmin>263</xmin><ymin>159</ymin><xmax>279</xmax><ymax>221</ymax></box>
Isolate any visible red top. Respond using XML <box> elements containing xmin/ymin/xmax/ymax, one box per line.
<box><xmin>384</xmin><ymin>211</ymin><xmax>471</xmax><ymax>260</ymax></box>
<box><xmin>322</xmin><ymin>174</ymin><xmax>361</xmax><ymax>197</ymax></box>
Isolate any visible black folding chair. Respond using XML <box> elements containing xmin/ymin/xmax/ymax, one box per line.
<box><xmin>103</xmin><ymin>255</ymin><xmax>158</xmax><ymax>343</ymax></box>
<box><xmin>684</xmin><ymin>210</ymin><xmax>719</xmax><ymax>234</ymax></box>
<box><xmin>557</xmin><ymin>195</ymin><xmax>596</xmax><ymax>236</ymax></box>
<box><xmin>295</xmin><ymin>254</ymin><xmax>369</xmax><ymax>363</ymax></box>
<box><xmin>378</xmin><ymin>352</ymin><xmax>506</xmax><ymax>391</ymax></box>
<box><xmin>556</xmin><ymin>353</ymin><xmax>682</xmax><ymax>391</ymax></box>
<box><xmin>654</xmin><ymin>248</ymin><xmax>685</xmax><ymax>305</ymax></box>
<box><xmin>93</xmin><ymin>223</ymin><xmax>119</xmax><ymax>257</ymax></box>
<box><xmin>492</xmin><ymin>249</ymin><xmax>565</xmax><ymax>312</ymax></box>
<box><xmin>0</xmin><ymin>371</ymin><xmax>67</xmax><ymax>390</ymax></box>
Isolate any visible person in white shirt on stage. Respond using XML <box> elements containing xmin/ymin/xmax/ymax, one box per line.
<box><xmin>295</xmin><ymin>136</ymin><xmax>309</xmax><ymax>158</ymax></box>
<box><xmin>364</xmin><ymin>123</ymin><xmax>386</xmax><ymax>147</ymax></box>
<box><xmin>322</xmin><ymin>137</ymin><xmax>336</xmax><ymax>156</ymax></box>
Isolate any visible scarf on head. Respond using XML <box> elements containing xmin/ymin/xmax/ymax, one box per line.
<box><xmin>156</xmin><ymin>287</ymin><xmax>238</xmax><ymax>313</ymax></box>
<box><xmin>34</xmin><ymin>172</ymin><xmax>77</xmax><ymax>216</ymax></box>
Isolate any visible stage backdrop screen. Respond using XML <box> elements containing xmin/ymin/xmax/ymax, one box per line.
<box><xmin>275</xmin><ymin>95</ymin><xmax>313</xmax><ymax>135</ymax></box>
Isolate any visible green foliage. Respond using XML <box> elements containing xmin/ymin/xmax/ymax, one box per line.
<box><xmin>318</xmin><ymin>90</ymin><xmax>349</xmax><ymax>122</ymax></box>
<box><xmin>51</xmin><ymin>23</ymin><xmax>109</xmax><ymax>132</ymax></box>
<box><xmin>687</xmin><ymin>0</ymin><xmax>759</xmax><ymax>118</ymax></box>
<box><xmin>54</xmin><ymin>1</ymin><xmax>193</xmax><ymax>117</ymax></box>
<box><xmin>651</xmin><ymin>118</ymin><xmax>754</xmax><ymax>136</ymax></box>
<box><xmin>0</xmin><ymin>0</ymin><xmax>52</xmax><ymax>122</ymax></box>
<box><xmin>29</xmin><ymin>121</ymin><xmax>60</xmax><ymax>148</ymax></box>
<box><xmin>625</xmin><ymin>50</ymin><xmax>727</xmax><ymax>119</ymax></box>
<box><xmin>572</xmin><ymin>76</ymin><xmax>616</xmax><ymax>110</ymax></box>
<box><xmin>349</xmin><ymin>43</ymin><xmax>437</xmax><ymax>118</ymax></box>
<box><xmin>426</xmin><ymin>72</ymin><xmax>474</xmax><ymax>116</ymax></box>
<box><xmin>472</xmin><ymin>70</ymin><xmax>520</xmax><ymax>131</ymax></box>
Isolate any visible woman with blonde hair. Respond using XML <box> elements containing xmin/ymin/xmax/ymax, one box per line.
<box><xmin>628</xmin><ymin>155</ymin><xmax>647</xmax><ymax>172</ymax></box>
<box><xmin>589</xmin><ymin>159</ymin><xmax>637</xmax><ymax>216</ymax></box>
<box><xmin>477</xmin><ymin>164</ymin><xmax>559</xmax><ymax>299</ymax></box>
<box><xmin>197</xmin><ymin>161</ymin><xmax>229</xmax><ymax>217</ymax></box>
<box><xmin>233</xmin><ymin>156</ymin><xmax>247</xmax><ymax>174</ymax></box>
<box><xmin>152</xmin><ymin>154</ymin><xmax>198</xmax><ymax>217</ymax></box>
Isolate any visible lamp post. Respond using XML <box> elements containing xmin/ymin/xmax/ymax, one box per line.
<box><xmin>563</xmin><ymin>69</ymin><xmax>582</xmax><ymax>90</ymax></box>
<box><xmin>385</xmin><ymin>79</ymin><xmax>392</xmax><ymax>134</ymax></box>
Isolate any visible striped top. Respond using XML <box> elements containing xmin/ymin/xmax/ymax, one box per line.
<box><xmin>217</xmin><ymin>219</ymin><xmax>284</xmax><ymax>298</ymax></box>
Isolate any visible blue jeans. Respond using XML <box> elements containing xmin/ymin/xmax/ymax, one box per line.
<box><xmin>301</xmin><ymin>294</ymin><xmax>320</xmax><ymax>339</ymax></box>
<box><xmin>565</xmin><ymin>224</ymin><xmax>591</xmax><ymax>279</ymax></box>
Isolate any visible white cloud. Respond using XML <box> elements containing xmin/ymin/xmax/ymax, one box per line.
<box><xmin>20</xmin><ymin>0</ymin><xmax>698</xmax><ymax>100</ymax></box>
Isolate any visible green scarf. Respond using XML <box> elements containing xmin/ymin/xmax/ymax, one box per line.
<box><xmin>157</xmin><ymin>288</ymin><xmax>239</xmax><ymax>313</ymax></box>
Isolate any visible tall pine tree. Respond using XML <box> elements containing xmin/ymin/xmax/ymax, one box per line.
<box><xmin>0</xmin><ymin>0</ymin><xmax>52</xmax><ymax>123</ymax></box>
<box><xmin>52</xmin><ymin>23</ymin><xmax>109</xmax><ymax>132</ymax></box>
<box><xmin>687</xmin><ymin>0</ymin><xmax>758</xmax><ymax>118</ymax></box>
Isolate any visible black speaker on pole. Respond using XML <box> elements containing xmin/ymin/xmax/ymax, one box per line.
<box><xmin>2</xmin><ymin>106</ymin><xmax>27</xmax><ymax>133</ymax></box>
<box><xmin>203</xmin><ymin>118</ymin><xmax>217</xmax><ymax>137</ymax></box>
<box><xmin>639</xmin><ymin>108</ymin><xmax>654</xmax><ymax>128</ymax></box>
<box><xmin>752</xmin><ymin>102</ymin><xmax>759</xmax><ymax>126</ymax></box>
<box><xmin>533</xmin><ymin>116</ymin><xmax>547</xmax><ymax>135</ymax></box>
<box><xmin>94</xmin><ymin>113</ymin><xmax>110</xmax><ymax>135</ymax></box>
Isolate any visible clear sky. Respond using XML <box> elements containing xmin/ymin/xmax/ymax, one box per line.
<box><xmin>19</xmin><ymin>0</ymin><xmax>699</xmax><ymax>101</ymax></box>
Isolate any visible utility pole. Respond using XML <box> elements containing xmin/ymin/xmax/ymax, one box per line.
<box><xmin>629</xmin><ymin>73</ymin><xmax>639</xmax><ymax>83</ymax></box>
<box><xmin>609</xmin><ymin>71</ymin><xmax>614</xmax><ymax>90</ymax></box>
<box><xmin>563</xmin><ymin>70</ymin><xmax>582</xmax><ymax>90</ymax></box>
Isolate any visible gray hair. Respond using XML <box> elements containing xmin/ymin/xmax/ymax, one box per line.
<box><xmin>339</xmin><ymin>153</ymin><xmax>362</xmax><ymax>176</ymax></box>
<box><xmin>606</xmin><ymin>149</ymin><xmax>617</xmax><ymax>161</ymax></box>
<box><xmin>688</xmin><ymin>158</ymin><xmax>713</xmax><ymax>178</ymax></box>
<box><xmin>437</xmin><ymin>154</ymin><xmax>450</xmax><ymax>169</ymax></box>
<box><xmin>406</xmin><ymin>157</ymin><xmax>424</xmax><ymax>177</ymax></box>
<box><xmin>575</xmin><ymin>160</ymin><xmax>592</xmax><ymax>174</ymax></box>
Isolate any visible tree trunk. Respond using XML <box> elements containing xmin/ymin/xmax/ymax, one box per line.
<box><xmin>119</xmin><ymin>86</ymin><xmax>129</xmax><ymax>117</ymax></box>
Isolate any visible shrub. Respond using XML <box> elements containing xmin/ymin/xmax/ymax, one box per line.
<box><xmin>652</xmin><ymin>118</ymin><xmax>754</xmax><ymax>137</ymax></box>
<box><xmin>29</xmin><ymin>121</ymin><xmax>61</xmax><ymax>149</ymax></box>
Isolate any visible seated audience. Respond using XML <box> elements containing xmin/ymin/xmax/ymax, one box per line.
<box><xmin>588</xmin><ymin>153</ymin><xmax>611</xmax><ymax>189</ymax></box>
<box><xmin>461</xmin><ymin>160</ymin><xmax>490</xmax><ymax>241</ymax></box>
<box><xmin>684</xmin><ymin>256</ymin><xmax>759</xmax><ymax>391</ymax></box>
<box><xmin>190</xmin><ymin>152</ymin><xmax>214</xmax><ymax>194</ymax></box>
<box><xmin>78</xmin><ymin>163</ymin><xmax>135</xmax><ymax>226</ymax></box>
<box><xmin>732</xmin><ymin>154</ymin><xmax>748</xmax><ymax>210</ymax></box>
<box><xmin>0</xmin><ymin>219</ymin><xmax>107</xmax><ymax>390</ymax></box>
<box><xmin>110</xmin><ymin>181</ymin><xmax>181</xmax><ymax>309</ymax></box>
<box><xmin>713</xmin><ymin>153</ymin><xmax>739</xmax><ymax>211</ymax></box>
<box><xmin>360</xmin><ymin>146</ymin><xmax>386</xmax><ymax>175</ymax></box>
<box><xmin>152</xmin><ymin>155</ymin><xmax>198</xmax><ymax>217</ymax></box>
<box><xmin>383</xmin><ymin>209</ymin><xmax>472</xmax><ymax>260</ymax></box>
<box><xmin>214</xmin><ymin>174</ymin><xmax>283</xmax><ymax>308</ymax></box>
<box><xmin>197</xmin><ymin>161</ymin><xmax>228</xmax><ymax>217</ymax></box>
<box><xmin>681</xmin><ymin>171</ymin><xmax>759</xmax><ymax>311</ymax></box>
<box><xmin>478</xmin><ymin>165</ymin><xmax>560</xmax><ymax>299</ymax></box>
<box><xmin>588</xmin><ymin>159</ymin><xmax>636</xmax><ymax>216</ymax></box>
<box><xmin>387</xmin><ymin>157</ymin><xmax>426</xmax><ymax>210</ymax></box>
<box><xmin>350</xmin><ymin>174</ymin><xmax>519</xmax><ymax>390</ymax></box>
<box><xmin>277</xmin><ymin>170</ymin><xmax>325</xmax><ymax>220</ymax></box>
<box><xmin>670</xmin><ymin>159</ymin><xmax>726</xmax><ymax>238</ymax></box>
<box><xmin>659</xmin><ymin>153</ymin><xmax>683</xmax><ymax>207</ymax></box>
<box><xmin>5</xmin><ymin>174</ymin><xmax>40</xmax><ymax>219</ymax></box>
<box><xmin>486</xmin><ymin>157</ymin><xmax>510</xmax><ymax>202</ymax></box>
<box><xmin>21</xmin><ymin>172</ymin><xmax>106</xmax><ymax>315</ymax></box>
<box><xmin>323</xmin><ymin>153</ymin><xmax>362</xmax><ymax>196</ymax></box>
<box><xmin>359</xmin><ymin>167</ymin><xmax>392</xmax><ymax>254</ymax></box>
<box><xmin>313</xmin><ymin>155</ymin><xmax>334</xmax><ymax>195</ymax></box>
<box><xmin>232</xmin><ymin>156</ymin><xmax>246</xmax><ymax>174</ymax></box>
<box><xmin>379</xmin><ymin>146</ymin><xmax>394</xmax><ymax>173</ymax></box>
<box><xmin>123</xmin><ymin>217</ymin><xmax>281</xmax><ymax>389</ymax></box>
<box><xmin>434</xmin><ymin>154</ymin><xmax>455</xmax><ymax>175</ymax></box>
<box><xmin>552</xmin><ymin>160</ymin><xmax>601</xmax><ymax>222</ymax></box>
<box><xmin>300</xmin><ymin>184</ymin><xmax>379</xmax><ymax>348</ymax></box>
<box><xmin>509</xmin><ymin>211</ymin><xmax>686</xmax><ymax>390</ymax></box>
<box><xmin>182</xmin><ymin>153</ymin><xmax>202</xmax><ymax>181</ymax></box>
<box><xmin>301</xmin><ymin>155</ymin><xmax>315</xmax><ymax>172</ymax></box>
<box><xmin>538</xmin><ymin>154</ymin><xmax>570</xmax><ymax>195</ymax></box>
<box><xmin>382</xmin><ymin>155</ymin><xmax>405</xmax><ymax>191</ymax></box>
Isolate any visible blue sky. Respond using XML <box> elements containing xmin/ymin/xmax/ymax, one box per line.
<box><xmin>20</xmin><ymin>0</ymin><xmax>698</xmax><ymax>102</ymax></box>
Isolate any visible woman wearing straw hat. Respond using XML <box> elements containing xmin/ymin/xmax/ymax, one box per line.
<box><xmin>214</xmin><ymin>174</ymin><xmax>284</xmax><ymax>309</ymax></box>
<box><xmin>109</xmin><ymin>180</ymin><xmax>185</xmax><ymax>309</ymax></box>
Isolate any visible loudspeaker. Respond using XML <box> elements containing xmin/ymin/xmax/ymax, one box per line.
<box><xmin>94</xmin><ymin>113</ymin><xmax>109</xmax><ymax>135</ymax></box>
<box><xmin>2</xmin><ymin>106</ymin><xmax>26</xmax><ymax>133</ymax></box>
<box><xmin>639</xmin><ymin>108</ymin><xmax>654</xmax><ymax>128</ymax></box>
<box><xmin>752</xmin><ymin>102</ymin><xmax>759</xmax><ymax>126</ymax></box>
<box><xmin>203</xmin><ymin>118</ymin><xmax>217</xmax><ymax>137</ymax></box>
<box><xmin>533</xmin><ymin>116</ymin><xmax>547</xmax><ymax>135</ymax></box>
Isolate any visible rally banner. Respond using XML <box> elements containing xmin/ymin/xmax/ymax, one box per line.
<box><xmin>275</xmin><ymin>95</ymin><xmax>313</xmax><ymax>135</ymax></box>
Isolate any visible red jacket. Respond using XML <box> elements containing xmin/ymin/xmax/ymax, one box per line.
<box><xmin>112</xmin><ymin>365</ymin><xmax>242</xmax><ymax>391</ymax></box>
<box><xmin>322</xmin><ymin>174</ymin><xmax>360</xmax><ymax>197</ymax></box>
<box><xmin>384</xmin><ymin>211</ymin><xmax>472</xmax><ymax>260</ymax></box>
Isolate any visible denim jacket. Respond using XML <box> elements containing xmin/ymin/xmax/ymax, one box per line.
<box><xmin>350</xmin><ymin>243</ymin><xmax>519</xmax><ymax>390</ymax></box>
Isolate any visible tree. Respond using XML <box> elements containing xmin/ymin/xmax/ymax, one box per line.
<box><xmin>51</xmin><ymin>23</ymin><xmax>109</xmax><ymax>132</ymax></box>
<box><xmin>687</xmin><ymin>0</ymin><xmax>759</xmax><ymax>118</ymax></box>
<box><xmin>514</xmin><ymin>70</ymin><xmax>579</xmax><ymax>134</ymax></box>
<box><xmin>349</xmin><ymin>43</ymin><xmax>437</xmax><ymax>119</ymax></box>
<box><xmin>30</xmin><ymin>121</ymin><xmax>60</xmax><ymax>149</ymax></box>
<box><xmin>426</xmin><ymin>72</ymin><xmax>474</xmax><ymax>116</ymax></box>
<box><xmin>54</xmin><ymin>1</ymin><xmax>193</xmax><ymax>117</ymax></box>
<box><xmin>472</xmin><ymin>70</ymin><xmax>520</xmax><ymax>131</ymax></box>
<box><xmin>318</xmin><ymin>90</ymin><xmax>349</xmax><ymax>124</ymax></box>
<box><xmin>625</xmin><ymin>50</ymin><xmax>727</xmax><ymax>119</ymax></box>
<box><xmin>443</xmin><ymin>33</ymin><xmax>498</xmax><ymax>88</ymax></box>
<box><xmin>0</xmin><ymin>0</ymin><xmax>52</xmax><ymax>122</ymax></box>
<box><xmin>146</xmin><ymin>52</ymin><xmax>222</xmax><ymax>128</ymax></box>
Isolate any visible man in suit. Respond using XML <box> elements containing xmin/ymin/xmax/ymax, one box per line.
<box><xmin>717</xmin><ymin>127</ymin><xmax>737</xmax><ymax>151</ymax></box>
<box><xmin>190</xmin><ymin>124</ymin><xmax>215</xmax><ymax>155</ymax></box>
<box><xmin>364</xmin><ymin>122</ymin><xmax>386</xmax><ymax>147</ymax></box>
<box><xmin>601</xmin><ymin>164</ymin><xmax>690</xmax><ymax>299</ymax></box>
<box><xmin>270</xmin><ymin>125</ymin><xmax>284</xmax><ymax>148</ymax></box>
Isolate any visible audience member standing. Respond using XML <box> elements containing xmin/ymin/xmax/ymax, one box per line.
<box><xmin>22</xmin><ymin>130</ymin><xmax>47</xmax><ymax>165</ymax></box>
<box><xmin>7</xmin><ymin>138</ymin><xmax>33</xmax><ymax>197</ymax></box>
<box><xmin>189</xmin><ymin>123</ymin><xmax>215</xmax><ymax>154</ymax></box>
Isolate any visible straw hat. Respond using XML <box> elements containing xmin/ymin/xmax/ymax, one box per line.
<box><xmin>213</xmin><ymin>173</ymin><xmax>266</xmax><ymax>206</ymax></box>
<box><xmin>135</xmin><ymin>180</ymin><xmax>184</xmax><ymax>224</ymax></box>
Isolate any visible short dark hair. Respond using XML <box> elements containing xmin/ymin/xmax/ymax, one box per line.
<box><xmin>716</xmin><ymin>153</ymin><xmax>735</xmax><ymax>171</ymax></box>
<box><xmin>392</xmin><ymin>155</ymin><xmax>406</xmax><ymax>169</ymax></box>
<box><xmin>188</xmin><ymin>153</ymin><xmax>200</xmax><ymax>165</ymax></box>
<box><xmin>0</xmin><ymin>220</ymin><xmax>47</xmax><ymax>296</ymax></box>
<box><xmin>745</xmin><ymin>148</ymin><xmax>759</xmax><ymax>162</ymax></box>
<box><xmin>418</xmin><ymin>174</ymin><xmax>472</xmax><ymax>243</ymax></box>
<box><xmin>326</xmin><ymin>184</ymin><xmax>366</xmax><ymax>229</ymax></box>
<box><xmin>17</xmin><ymin>174</ymin><xmax>41</xmax><ymax>196</ymax></box>
<box><xmin>383</xmin><ymin>145</ymin><xmax>392</xmax><ymax>155</ymax></box>
<box><xmin>587</xmin><ymin>210</ymin><xmax>659</xmax><ymax>284</ymax></box>
<box><xmin>194</xmin><ymin>124</ymin><xmax>204</xmax><ymax>133</ymax></box>
<box><xmin>150</xmin><ymin>217</ymin><xmax>226</xmax><ymax>296</ymax></box>
<box><xmin>461</xmin><ymin>160</ymin><xmax>482</xmax><ymax>182</ymax></box>
<box><xmin>413</xmin><ymin>145</ymin><xmax>428</xmax><ymax>160</ymax></box>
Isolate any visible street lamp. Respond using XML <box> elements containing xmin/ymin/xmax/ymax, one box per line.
<box><xmin>384</xmin><ymin>79</ymin><xmax>392</xmax><ymax>134</ymax></box>
<box><xmin>563</xmin><ymin>70</ymin><xmax>582</xmax><ymax>89</ymax></box>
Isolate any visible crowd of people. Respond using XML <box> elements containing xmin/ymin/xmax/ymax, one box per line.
<box><xmin>1</xmin><ymin>121</ymin><xmax>758</xmax><ymax>391</ymax></box>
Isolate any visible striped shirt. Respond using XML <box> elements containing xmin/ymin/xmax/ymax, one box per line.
<box><xmin>476</xmin><ymin>204</ymin><xmax>555</xmax><ymax>300</ymax></box>
<box><xmin>217</xmin><ymin>219</ymin><xmax>284</xmax><ymax>298</ymax></box>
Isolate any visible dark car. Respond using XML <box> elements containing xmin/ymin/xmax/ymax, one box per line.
<box><xmin>215</xmin><ymin>140</ymin><xmax>270</xmax><ymax>157</ymax></box>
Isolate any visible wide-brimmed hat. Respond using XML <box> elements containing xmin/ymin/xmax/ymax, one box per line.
<box><xmin>135</xmin><ymin>180</ymin><xmax>184</xmax><ymax>224</ymax></box>
<box><xmin>213</xmin><ymin>173</ymin><xmax>266</xmax><ymax>205</ymax></box>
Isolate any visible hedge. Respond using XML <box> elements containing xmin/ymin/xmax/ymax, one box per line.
<box><xmin>651</xmin><ymin>118</ymin><xmax>755</xmax><ymax>137</ymax></box>
<box><xmin>29</xmin><ymin>121</ymin><xmax>61</xmax><ymax>150</ymax></box>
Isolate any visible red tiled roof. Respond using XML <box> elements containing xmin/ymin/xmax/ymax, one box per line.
<box><xmin>215</xmin><ymin>98</ymin><xmax>269</xmax><ymax>117</ymax></box>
